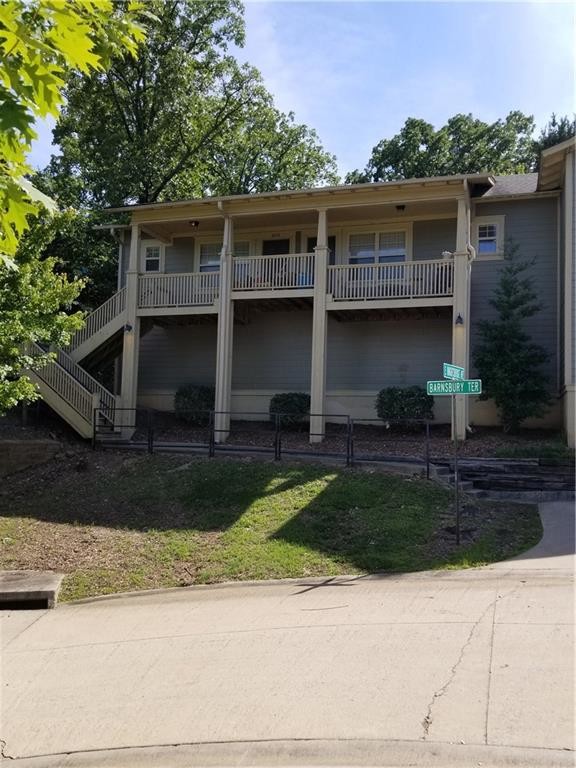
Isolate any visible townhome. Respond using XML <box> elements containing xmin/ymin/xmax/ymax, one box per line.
<box><xmin>27</xmin><ymin>139</ymin><xmax>576</xmax><ymax>447</ymax></box>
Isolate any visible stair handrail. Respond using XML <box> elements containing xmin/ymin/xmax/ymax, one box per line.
<box><xmin>24</xmin><ymin>342</ymin><xmax>94</xmax><ymax>423</ymax></box>
<box><xmin>53</xmin><ymin>347</ymin><xmax>116</xmax><ymax>420</ymax></box>
<box><xmin>67</xmin><ymin>287</ymin><xmax>127</xmax><ymax>351</ymax></box>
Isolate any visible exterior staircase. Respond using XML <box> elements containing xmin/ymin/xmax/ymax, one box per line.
<box><xmin>434</xmin><ymin>458</ymin><xmax>576</xmax><ymax>502</ymax></box>
<box><xmin>25</xmin><ymin>289</ymin><xmax>128</xmax><ymax>439</ymax></box>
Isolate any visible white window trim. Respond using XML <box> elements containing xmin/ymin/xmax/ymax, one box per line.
<box><xmin>194</xmin><ymin>236</ymin><xmax>257</xmax><ymax>271</ymax></box>
<box><xmin>140</xmin><ymin>240</ymin><xmax>165</xmax><ymax>273</ymax></box>
<box><xmin>343</xmin><ymin>223</ymin><xmax>413</xmax><ymax>264</ymax></box>
<box><xmin>472</xmin><ymin>215</ymin><xmax>505</xmax><ymax>260</ymax></box>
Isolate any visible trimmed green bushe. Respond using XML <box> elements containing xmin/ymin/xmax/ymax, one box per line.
<box><xmin>375</xmin><ymin>386</ymin><xmax>434</xmax><ymax>423</ymax></box>
<box><xmin>269</xmin><ymin>392</ymin><xmax>310</xmax><ymax>427</ymax></box>
<box><xmin>174</xmin><ymin>384</ymin><xmax>215</xmax><ymax>425</ymax></box>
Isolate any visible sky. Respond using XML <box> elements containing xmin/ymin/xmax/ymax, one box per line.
<box><xmin>29</xmin><ymin>0</ymin><xmax>575</xmax><ymax>178</ymax></box>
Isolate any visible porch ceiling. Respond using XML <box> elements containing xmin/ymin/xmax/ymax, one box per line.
<box><xmin>330</xmin><ymin>305</ymin><xmax>452</xmax><ymax>323</ymax></box>
<box><xmin>140</xmin><ymin>198</ymin><xmax>458</xmax><ymax>241</ymax></box>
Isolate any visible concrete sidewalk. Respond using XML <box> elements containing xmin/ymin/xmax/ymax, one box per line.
<box><xmin>1</xmin><ymin>503</ymin><xmax>574</xmax><ymax>767</ymax></box>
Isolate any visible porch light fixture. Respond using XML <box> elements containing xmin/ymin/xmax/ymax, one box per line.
<box><xmin>189</xmin><ymin>220</ymin><xmax>199</xmax><ymax>228</ymax></box>
<box><xmin>455</xmin><ymin>314</ymin><xmax>464</xmax><ymax>326</ymax></box>
<box><xmin>395</xmin><ymin>205</ymin><xmax>405</xmax><ymax>212</ymax></box>
<box><xmin>124</xmin><ymin>323</ymin><xmax>133</xmax><ymax>333</ymax></box>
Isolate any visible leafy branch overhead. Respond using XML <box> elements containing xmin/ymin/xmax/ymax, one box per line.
<box><xmin>0</xmin><ymin>0</ymin><xmax>146</xmax><ymax>264</ymax></box>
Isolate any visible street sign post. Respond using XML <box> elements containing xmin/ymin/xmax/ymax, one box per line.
<box><xmin>443</xmin><ymin>362</ymin><xmax>464</xmax><ymax>381</ymax></box>
<box><xmin>427</xmin><ymin>367</ymin><xmax>483</xmax><ymax>547</ymax></box>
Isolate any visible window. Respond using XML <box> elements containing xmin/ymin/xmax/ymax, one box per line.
<box><xmin>142</xmin><ymin>243</ymin><xmax>164</xmax><ymax>273</ymax></box>
<box><xmin>473</xmin><ymin>216</ymin><xmax>505</xmax><ymax>259</ymax></box>
<box><xmin>198</xmin><ymin>241</ymin><xmax>250</xmax><ymax>272</ymax></box>
<box><xmin>349</xmin><ymin>230</ymin><xmax>407</xmax><ymax>264</ymax></box>
<box><xmin>199</xmin><ymin>243</ymin><xmax>221</xmax><ymax>273</ymax></box>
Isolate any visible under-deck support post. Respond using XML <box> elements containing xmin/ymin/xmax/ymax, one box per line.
<box><xmin>452</xmin><ymin>196</ymin><xmax>472</xmax><ymax>441</ymax></box>
<box><xmin>214</xmin><ymin>215</ymin><xmax>234</xmax><ymax>442</ymax></box>
<box><xmin>119</xmin><ymin>223</ymin><xmax>141</xmax><ymax>435</ymax></box>
<box><xmin>310</xmin><ymin>208</ymin><xmax>329</xmax><ymax>443</ymax></box>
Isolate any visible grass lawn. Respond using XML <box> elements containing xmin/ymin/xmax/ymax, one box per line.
<box><xmin>0</xmin><ymin>452</ymin><xmax>542</xmax><ymax>601</ymax></box>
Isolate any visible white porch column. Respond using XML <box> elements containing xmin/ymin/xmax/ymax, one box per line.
<box><xmin>310</xmin><ymin>208</ymin><xmax>329</xmax><ymax>443</ymax></box>
<box><xmin>214</xmin><ymin>215</ymin><xmax>234</xmax><ymax>442</ymax></box>
<box><xmin>563</xmin><ymin>149</ymin><xmax>575</xmax><ymax>448</ymax></box>
<box><xmin>119</xmin><ymin>223</ymin><xmax>141</xmax><ymax>434</ymax></box>
<box><xmin>451</xmin><ymin>196</ymin><xmax>472</xmax><ymax>441</ymax></box>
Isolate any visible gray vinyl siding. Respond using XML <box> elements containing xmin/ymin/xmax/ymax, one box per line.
<box><xmin>571</xmin><ymin>151</ymin><xmax>576</xmax><ymax>384</ymax></box>
<box><xmin>327</xmin><ymin>316</ymin><xmax>451</xmax><ymax>389</ymax></box>
<box><xmin>470</xmin><ymin>198</ymin><xmax>559</xmax><ymax>389</ymax></box>
<box><xmin>119</xmin><ymin>241</ymin><xmax>130</xmax><ymax>288</ymax></box>
<box><xmin>118</xmin><ymin>235</ymin><xmax>196</xmax><ymax>285</ymax></box>
<box><xmin>412</xmin><ymin>219</ymin><xmax>456</xmax><ymax>261</ymax></box>
<box><xmin>138</xmin><ymin>324</ymin><xmax>217</xmax><ymax>392</ymax></box>
<box><xmin>139</xmin><ymin>312</ymin><xmax>451</xmax><ymax>394</ymax></box>
<box><xmin>232</xmin><ymin>312</ymin><xmax>312</xmax><ymax>389</ymax></box>
<box><xmin>165</xmin><ymin>237</ymin><xmax>195</xmax><ymax>273</ymax></box>
<box><xmin>559</xmin><ymin>189</ymin><xmax>565</xmax><ymax>385</ymax></box>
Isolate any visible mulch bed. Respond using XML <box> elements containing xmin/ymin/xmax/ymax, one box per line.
<box><xmin>135</xmin><ymin>413</ymin><xmax>564</xmax><ymax>461</ymax></box>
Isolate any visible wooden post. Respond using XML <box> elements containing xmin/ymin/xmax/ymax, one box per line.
<box><xmin>119</xmin><ymin>223</ymin><xmax>140</xmax><ymax>436</ymax></box>
<box><xmin>451</xmin><ymin>196</ymin><xmax>471</xmax><ymax>441</ymax></box>
<box><xmin>310</xmin><ymin>208</ymin><xmax>328</xmax><ymax>443</ymax></box>
<box><xmin>214</xmin><ymin>215</ymin><xmax>234</xmax><ymax>443</ymax></box>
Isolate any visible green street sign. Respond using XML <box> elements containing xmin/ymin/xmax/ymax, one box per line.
<box><xmin>427</xmin><ymin>379</ymin><xmax>482</xmax><ymax>396</ymax></box>
<box><xmin>443</xmin><ymin>363</ymin><xmax>464</xmax><ymax>381</ymax></box>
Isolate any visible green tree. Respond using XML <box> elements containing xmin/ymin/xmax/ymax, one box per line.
<box><xmin>204</xmin><ymin>99</ymin><xmax>339</xmax><ymax>195</ymax></box>
<box><xmin>533</xmin><ymin>113</ymin><xmax>576</xmax><ymax>167</ymax></box>
<box><xmin>0</xmin><ymin>0</ymin><xmax>144</xmax><ymax>410</ymax></box>
<box><xmin>0</xmin><ymin>212</ymin><xmax>84</xmax><ymax>411</ymax></box>
<box><xmin>50</xmin><ymin>0</ymin><xmax>262</xmax><ymax>207</ymax></box>
<box><xmin>347</xmin><ymin>112</ymin><xmax>536</xmax><ymax>183</ymax></box>
<box><xmin>473</xmin><ymin>242</ymin><xmax>551</xmax><ymax>433</ymax></box>
<box><xmin>48</xmin><ymin>0</ymin><xmax>338</xmax><ymax>207</ymax></box>
<box><xmin>0</xmin><ymin>0</ymin><xmax>145</xmax><ymax>265</ymax></box>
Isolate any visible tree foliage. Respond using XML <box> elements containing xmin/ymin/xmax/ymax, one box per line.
<box><xmin>0</xmin><ymin>0</ymin><xmax>144</xmax><ymax>411</ymax></box>
<box><xmin>0</xmin><ymin>0</ymin><xmax>145</xmax><ymax>265</ymax></box>
<box><xmin>205</xmin><ymin>99</ymin><xmax>338</xmax><ymax>196</ymax></box>
<box><xmin>347</xmin><ymin>112</ymin><xmax>537</xmax><ymax>183</ymax></box>
<box><xmin>49</xmin><ymin>0</ymin><xmax>338</xmax><ymax>208</ymax></box>
<box><xmin>533</xmin><ymin>113</ymin><xmax>576</xmax><ymax>167</ymax></box>
<box><xmin>473</xmin><ymin>242</ymin><xmax>551</xmax><ymax>433</ymax></box>
<box><xmin>0</xmin><ymin>212</ymin><xmax>85</xmax><ymax>411</ymax></box>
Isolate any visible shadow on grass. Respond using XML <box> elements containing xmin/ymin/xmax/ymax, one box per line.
<box><xmin>1</xmin><ymin>454</ymin><xmax>542</xmax><ymax>576</ymax></box>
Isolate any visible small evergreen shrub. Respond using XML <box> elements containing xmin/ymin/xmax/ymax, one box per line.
<box><xmin>174</xmin><ymin>384</ymin><xmax>215</xmax><ymax>425</ymax></box>
<box><xmin>269</xmin><ymin>392</ymin><xmax>310</xmax><ymax>427</ymax></box>
<box><xmin>474</xmin><ymin>241</ymin><xmax>551</xmax><ymax>432</ymax></box>
<box><xmin>375</xmin><ymin>386</ymin><xmax>434</xmax><ymax>423</ymax></box>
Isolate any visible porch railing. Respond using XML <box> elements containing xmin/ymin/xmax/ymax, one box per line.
<box><xmin>67</xmin><ymin>287</ymin><xmax>126</xmax><ymax>351</ymax></box>
<box><xmin>138</xmin><ymin>272</ymin><xmax>219</xmax><ymax>309</ymax></box>
<box><xmin>327</xmin><ymin>259</ymin><xmax>454</xmax><ymax>301</ymax></box>
<box><xmin>233</xmin><ymin>253</ymin><xmax>314</xmax><ymax>291</ymax></box>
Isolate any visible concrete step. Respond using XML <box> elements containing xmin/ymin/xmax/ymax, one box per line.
<box><xmin>0</xmin><ymin>570</ymin><xmax>63</xmax><ymax>609</ymax></box>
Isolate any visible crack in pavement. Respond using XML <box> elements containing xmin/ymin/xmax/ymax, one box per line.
<box><xmin>1</xmin><ymin>737</ymin><xmax>14</xmax><ymax>760</ymax></box>
<box><xmin>420</xmin><ymin>586</ymin><xmax>516</xmax><ymax>740</ymax></box>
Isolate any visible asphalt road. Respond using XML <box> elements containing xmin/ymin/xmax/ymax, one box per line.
<box><xmin>1</xmin><ymin>502</ymin><xmax>574</xmax><ymax>767</ymax></box>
